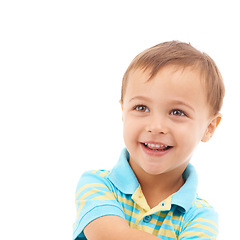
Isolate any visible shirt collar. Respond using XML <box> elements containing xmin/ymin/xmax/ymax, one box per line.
<box><xmin>108</xmin><ymin>148</ymin><xmax>198</xmax><ymax>212</ymax></box>
<box><xmin>108</xmin><ymin>148</ymin><xmax>139</xmax><ymax>194</ymax></box>
<box><xmin>171</xmin><ymin>163</ymin><xmax>198</xmax><ymax>212</ymax></box>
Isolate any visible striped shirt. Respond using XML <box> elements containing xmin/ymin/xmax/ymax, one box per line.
<box><xmin>73</xmin><ymin>148</ymin><xmax>218</xmax><ymax>239</ymax></box>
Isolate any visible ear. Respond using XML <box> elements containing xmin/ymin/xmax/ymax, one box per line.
<box><xmin>119</xmin><ymin>100</ymin><xmax>123</xmax><ymax>111</ymax></box>
<box><xmin>119</xmin><ymin>100</ymin><xmax>124</xmax><ymax>121</ymax></box>
<box><xmin>201</xmin><ymin>113</ymin><xmax>222</xmax><ymax>142</ymax></box>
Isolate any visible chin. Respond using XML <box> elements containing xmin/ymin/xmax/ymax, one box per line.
<box><xmin>142</xmin><ymin>164</ymin><xmax>167</xmax><ymax>176</ymax></box>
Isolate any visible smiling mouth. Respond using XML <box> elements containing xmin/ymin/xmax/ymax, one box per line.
<box><xmin>141</xmin><ymin>142</ymin><xmax>173</xmax><ymax>151</ymax></box>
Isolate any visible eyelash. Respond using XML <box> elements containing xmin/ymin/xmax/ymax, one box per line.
<box><xmin>133</xmin><ymin>105</ymin><xmax>187</xmax><ymax>117</ymax></box>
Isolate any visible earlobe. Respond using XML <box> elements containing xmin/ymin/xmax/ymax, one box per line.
<box><xmin>201</xmin><ymin>113</ymin><xmax>222</xmax><ymax>142</ymax></box>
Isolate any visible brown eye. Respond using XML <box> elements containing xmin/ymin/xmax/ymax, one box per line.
<box><xmin>134</xmin><ymin>105</ymin><xmax>150</xmax><ymax>112</ymax></box>
<box><xmin>170</xmin><ymin>109</ymin><xmax>186</xmax><ymax>117</ymax></box>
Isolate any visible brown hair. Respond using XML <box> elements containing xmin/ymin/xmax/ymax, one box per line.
<box><xmin>121</xmin><ymin>41</ymin><xmax>225</xmax><ymax>115</ymax></box>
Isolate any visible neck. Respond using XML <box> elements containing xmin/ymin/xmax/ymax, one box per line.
<box><xmin>129</xmin><ymin>158</ymin><xmax>187</xmax><ymax>208</ymax></box>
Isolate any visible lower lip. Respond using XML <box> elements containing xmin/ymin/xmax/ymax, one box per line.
<box><xmin>140</xmin><ymin>143</ymin><xmax>173</xmax><ymax>157</ymax></box>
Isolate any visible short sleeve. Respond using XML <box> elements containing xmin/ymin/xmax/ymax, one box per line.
<box><xmin>73</xmin><ymin>170</ymin><xmax>125</xmax><ymax>240</ymax></box>
<box><xmin>179</xmin><ymin>206</ymin><xmax>219</xmax><ymax>240</ymax></box>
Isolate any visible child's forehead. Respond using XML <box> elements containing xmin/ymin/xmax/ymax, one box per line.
<box><xmin>128</xmin><ymin>64</ymin><xmax>203</xmax><ymax>85</ymax></box>
<box><xmin>126</xmin><ymin>65</ymin><xmax>208</xmax><ymax>104</ymax></box>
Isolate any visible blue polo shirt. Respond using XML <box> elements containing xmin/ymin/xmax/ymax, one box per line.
<box><xmin>73</xmin><ymin>148</ymin><xmax>218</xmax><ymax>239</ymax></box>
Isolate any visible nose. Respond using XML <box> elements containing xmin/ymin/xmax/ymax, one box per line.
<box><xmin>145</xmin><ymin>114</ymin><xmax>168</xmax><ymax>135</ymax></box>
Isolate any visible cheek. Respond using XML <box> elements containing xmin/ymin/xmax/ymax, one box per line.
<box><xmin>122</xmin><ymin>116</ymin><xmax>134</xmax><ymax>143</ymax></box>
<box><xmin>175</xmin><ymin>122</ymin><xmax>202</xmax><ymax>149</ymax></box>
<box><xmin>123</xmin><ymin>116</ymin><xmax>143</xmax><ymax>144</ymax></box>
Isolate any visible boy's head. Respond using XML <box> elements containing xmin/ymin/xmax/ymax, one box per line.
<box><xmin>121</xmin><ymin>41</ymin><xmax>225</xmax><ymax>116</ymax></box>
<box><xmin>120</xmin><ymin>41</ymin><xmax>225</xmax><ymax>176</ymax></box>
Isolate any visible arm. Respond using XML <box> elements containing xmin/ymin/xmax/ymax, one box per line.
<box><xmin>84</xmin><ymin>215</ymin><xmax>162</xmax><ymax>240</ymax></box>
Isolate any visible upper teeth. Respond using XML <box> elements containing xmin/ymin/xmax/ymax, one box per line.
<box><xmin>144</xmin><ymin>143</ymin><xmax>166</xmax><ymax>148</ymax></box>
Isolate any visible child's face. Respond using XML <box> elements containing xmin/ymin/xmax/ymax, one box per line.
<box><xmin>121</xmin><ymin>65</ymin><xmax>221</xmax><ymax>176</ymax></box>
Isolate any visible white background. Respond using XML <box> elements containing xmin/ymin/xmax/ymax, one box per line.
<box><xmin>0</xmin><ymin>1</ymin><xmax>239</xmax><ymax>239</ymax></box>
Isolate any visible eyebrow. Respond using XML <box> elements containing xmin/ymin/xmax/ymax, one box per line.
<box><xmin>129</xmin><ymin>96</ymin><xmax>152</xmax><ymax>103</ymax></box>
<box><xmin>170</xmin><ymin>100</ymin><xmax>195</xmax><ymax>112</ymax></box>
<box><xmin>129</xmin><ymin>96</ymin><xmax>195</xmax><ymax>112</ymax></box>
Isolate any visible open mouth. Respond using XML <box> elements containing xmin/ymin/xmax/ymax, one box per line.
<box><xmin>141</xmin><ymin>142</ymin><xmax>173</xmax><ymax>151</ymax></box>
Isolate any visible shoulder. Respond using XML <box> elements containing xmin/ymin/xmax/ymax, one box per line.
<box><xmin>187</xmin><ymin>195</ymin><xmax>218</xmax><ymax>221</ymax></box>
<box><xmin>180</xmin><ymin>195</ymin><xmax>218</xmax><ymax>239</ymax></box>
<box><xmin>78</xmin><ymin>169</ymin><xmax>111</xmax><ymax>183</ymax></box>
<box><xmin>75</xmin><ymin>169</ymin><xmax>114</xmax><ymax>198</ymax></box>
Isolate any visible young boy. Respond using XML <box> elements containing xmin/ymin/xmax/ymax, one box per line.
<box><xmin>73</xmin><ymin>41</ymin><xmax>225</xmax><ymax>240</ymax></box>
